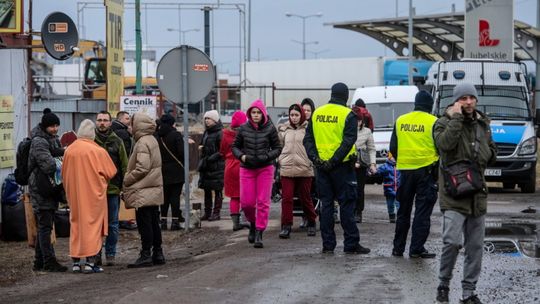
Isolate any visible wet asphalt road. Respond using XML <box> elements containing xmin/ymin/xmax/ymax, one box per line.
<box><xmin>115</xmin><ymin>184</ymin><xmax>539</xmax><ymax>304</ymax></box>
<box><xmin>0</xmin><ymin>184</ymin><xmax>538</xmax><ymax>304</ymax></box>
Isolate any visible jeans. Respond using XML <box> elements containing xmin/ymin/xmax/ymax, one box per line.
<box><xmin>34</xmin><ymin>209</ymin><xmax>56</xmax><ymax>264</ymax></box>
<box><xmin>317</xmin><ymin>162</ymin><xmax>360</xmax><ymax>251</ymax></box>
<box><xmin>439</xmin><ymin>210</ymin><xmax>485</xmax><ymax>299</ymax></box>
<box><xmin>385</xmin><ymin>194</ymin><xmax>399</xmax><ymax>215</ymax></box>
<box><xmin>136</xmin><ymin>206</ymin><xmax>162</xmax><ymax>251</ymax></box>
<box><xmin>105</xmin><ymin>194</ymin><xmax>120</xmax><ymax>257</ymax></box>
<box><xmin>393</xmin><ymin>166</ymin><xmax>438</xmax><ymax>254</ymax></box>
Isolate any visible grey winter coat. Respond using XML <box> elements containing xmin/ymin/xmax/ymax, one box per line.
<box><xmin>433</xmin><ymin>109</ymin><xmax>497</xmax><ymax>217</ymax></box>
<box><xmin>28</xmin><ymin>125</ymin><xmax>62</xmax><ymax>211</ymax></box>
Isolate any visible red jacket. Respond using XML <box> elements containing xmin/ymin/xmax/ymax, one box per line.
<box><xmin>220</xmin><ymin>128</ymin><xmax>241</xmax><ymax>198</ymax></box>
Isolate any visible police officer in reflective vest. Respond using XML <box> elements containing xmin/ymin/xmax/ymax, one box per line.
<box><xmin>304</xmin><ymin>82</ymin><xmax>370</xmax><ymax>254</ymax></box>
<box><xmin>389</xmin><ymin>90</ymin><xmax>439</xmax><ymax>258</ymax></box>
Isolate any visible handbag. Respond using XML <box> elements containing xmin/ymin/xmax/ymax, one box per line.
<box><xmin>160</xmin><ymin>137</ymin><xmax>184</xmax><ymax>169</ymax></box>
<box><xmin>441</xmin><ymin>125</ymin><xmax>484</xmax><ymax>199</ymax></box>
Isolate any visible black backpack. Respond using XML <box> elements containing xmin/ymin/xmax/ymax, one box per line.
<box><xmin>14</xmin><ymin>137</ymin><xmax>32</xmax><ymax>186</ymax></box>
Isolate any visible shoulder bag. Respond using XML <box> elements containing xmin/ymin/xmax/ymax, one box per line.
<box><xmin>441</xmin><ymin>125</ymin><xmax>483</xmax><ymax>199</ymax></box>
<box><xmin>160</xmin><ymin>137</ymin><xmax>184</xmax><ymax>169</ymax></box>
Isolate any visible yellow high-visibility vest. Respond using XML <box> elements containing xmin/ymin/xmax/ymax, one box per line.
<box><xmin>311</xmin><ymin>103</ymin><xmax>356</xmax><ymax>162</ymax></box>
<box><xmin>395</xmin><ymin>111</ymin><xmax>439</xmax><ymax>170</ymax></box>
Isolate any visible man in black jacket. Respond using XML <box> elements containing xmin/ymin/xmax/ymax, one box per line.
<box><xmin>303</xmin><ymin>82</ymin><xmax>370</xmax><ymax>255</ymax></box>
<box><xmin>111</xmin><ymin>111</ymin><xmax>132</xmax><ymax>156</ymax></box>
<box><xmin>28</xmin><ymin>108</ymin><xmax>67</xmax><ymax>272</ymax></box>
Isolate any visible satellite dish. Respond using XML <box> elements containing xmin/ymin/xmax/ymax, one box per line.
<box><xmin>41</xmin><ymin>12</ymin><xmax>79</xmax><ymax>60</ymax></box>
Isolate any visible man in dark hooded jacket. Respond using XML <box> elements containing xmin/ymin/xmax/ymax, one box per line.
<box><xmin>28</xmin><ymin>108</ymin><xmax>67</xmax><ymax>272</ymax></box>
<box><xmin>303</xmin><ymin>82</ymin><xmax>370</xmax><ymax>255</ymax></box>
<box><xmin>111</xmin><ymin>111</ymin><xmax>132</xmax><ymax>156</ymax></box>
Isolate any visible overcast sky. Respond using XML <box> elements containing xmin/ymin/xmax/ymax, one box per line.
<box><xmin>32</xmin><ymin>0</ymin><xmax>538</xmax><ymax>74</ymax></box>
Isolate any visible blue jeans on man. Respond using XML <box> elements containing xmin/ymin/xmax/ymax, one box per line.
<box><xmin>105</xmin><ymin>194</ymin><xmax>120</xmax><ymax>257</ymax></box>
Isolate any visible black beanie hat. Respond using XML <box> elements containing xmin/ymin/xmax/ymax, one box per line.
<box><xmin>355</xmin><ymin>98</ymin><xmax>366</xmax><ymax>108</ymax></box>
<box><xmin>330</xmin><ymin>82</ymin><xmax>349</xmax><ymax>103</ymax></box>
<box><xmin>414</xmin><ymin>90</ymin><xmax>434</xmax><ymax>112</ymax></box>
<box><xmin>159</xmin><ymin>114</ymin><xmax>175</xmax><ymax>126</ymax></box>
<box><xmin>41</xmin><ymin>108</ymin><xmax>60</xmax><ymax>129</ymax></box>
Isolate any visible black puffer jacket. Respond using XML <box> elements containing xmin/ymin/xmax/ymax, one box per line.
<box><xmin>157</xmin><ymin>123</ymin><xmax>185</xmax><ymax>185</ymax></box>
<box><xmin>232</xmin><ymin>100</ymin><xmax>282</xmax><ymax>169</ymax></box>
<box><xmin>28</xmin><ymin>124</ymin><xmax>62</xmax><ymax>211</ymax></box>
<box><xmin>198</xmin><ymin>122</ymin><xmax>224</xmax><ymax>190</ymax></box>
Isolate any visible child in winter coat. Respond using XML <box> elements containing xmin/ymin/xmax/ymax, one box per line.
<box><xmin>375</xmin><ymin>152</ymin><xmax>400</xmax><ymax>223</ymax></box>
<box><xmin>220</xmin><ymin>111</ymin><xmax>248</xmax><ymax>231</ymax></box>
<box><xmin>198</xmin><ymin>110</ymin><xmax>225</xmax><ymax>221</ymax></box>
<box><xmin>232</xmin><ymin>100</ymin><xmax>282</xmax><ymax>248</ymax></box>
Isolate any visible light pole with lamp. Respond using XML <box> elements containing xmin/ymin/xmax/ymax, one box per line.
<box><xmin>166</xmin><ymin>28</ymin><xmax>200</xmax><ymax>45</ymax></box>
<box><xmin>285</xmin><ymin>12</ymin><xmax>322</xmax><ymax>59</ymax></box>
<box><xmin>307</xmin><ymin>48</ymin><xmax>329</xmax><ymax>59</ymax></box>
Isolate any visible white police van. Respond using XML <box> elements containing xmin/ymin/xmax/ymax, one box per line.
<box><xmin>427</xmin><ymin>60</ymin><xmax>537</xmax><ymax>193</ymax></box>
<box><xmin>351</xmin><ymin>85</ymin><xmax>418</xmax><ymax>183</ymax></box>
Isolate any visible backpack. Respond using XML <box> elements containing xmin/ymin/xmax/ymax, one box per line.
<box><xmin>14</xmin><ymin>137</ymin><xmax>32</xmax><ymax>186</ymax></box>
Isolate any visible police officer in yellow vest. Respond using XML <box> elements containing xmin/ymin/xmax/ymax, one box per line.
<box><xmin>389</xmin><ymin>90</ymin><xmax>439</xmax><ymax>259</ymax></box>
<box><xmin>304</xmin><ymin>82</ymin><xmax>370</xmax><ymax>254</ymax></box>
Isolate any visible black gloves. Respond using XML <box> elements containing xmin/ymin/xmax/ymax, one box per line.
<box><xmin>314</xmin><ymin>157</ymin><xmax>335</xmax><ymax>173</ymax></box>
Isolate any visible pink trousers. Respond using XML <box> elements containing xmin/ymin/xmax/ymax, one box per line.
<box><xmin>240</xmin><ymin>165</ymin><xmax>275</xmax><ymax>231</ymax></box>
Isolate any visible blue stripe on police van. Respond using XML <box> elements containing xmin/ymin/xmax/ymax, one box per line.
<box><xmin>490</xmin><ymin>126</ymin><xmax>525</xmax><ymax>144</ymax></box>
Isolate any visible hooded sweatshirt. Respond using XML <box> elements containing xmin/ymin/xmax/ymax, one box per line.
<box><xmin>232</xmin><ymin>99</ymin><xmax>282</xmax><ymax>169</ymax></box>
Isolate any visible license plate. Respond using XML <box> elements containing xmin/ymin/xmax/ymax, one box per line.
<box><xmin>484</xmin><ymin>169</ymin><xmax>502</xmax><ymax>176</ymax></box>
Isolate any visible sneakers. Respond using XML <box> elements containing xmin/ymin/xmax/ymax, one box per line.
<box><xmin>436</xmin><ymin>285</ymin><xmax>449</xmax><ymax>303</ymax></box>
<box><xmin>344</xmin><ymin>244</ymin><xmax>371</xmax><ymax>254</ymax></box>
<box><xmin>389</xmin><ymin>214</ymin><xmax>396</xmax><ymax>223</ymax></box>
<box><xmin>460</xmin><ymin>295</ymin><xmax>483</xmax><ymax>304</ymax></box>
<box><xmin>409</xmin><ymin>250</ymin><xmax>436</xmax><ymax>259</ymax></box>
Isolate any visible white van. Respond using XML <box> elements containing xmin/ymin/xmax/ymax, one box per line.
<box><xmin>351</xmin><ymin>86</ymin><xmax>418</xmax><ymax>171</ymax></box>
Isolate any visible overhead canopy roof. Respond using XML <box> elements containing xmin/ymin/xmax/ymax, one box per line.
<box><xmin>328</xmin><ymin>12</ymin><xmax>540</xmax><ymax>62</ymax></box>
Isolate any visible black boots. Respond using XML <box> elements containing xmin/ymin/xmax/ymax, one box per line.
<box><xmin>152</xmin><ymin>247</ymin><xmax>166</xmax><ymax>265</ymax></box>
<box><xmin>248</xmin><ymin>222</ymin><xmax>256</xmax><ymax>243</ymax></box>
<box><xmin>231</xmin><ymin>214</ymin><xmax>242</xmax><ymax>231</ymax></box>
<box><xmin>254</xmin><ymin>230</ymin><xmax>264</xmax><ymax>248</ymax></box>
<box><xmin>128</xmin><ymin>250</ymin><xmax>153</xmax><ymax>268</ymax></box>
<box><xmin>43</xmin><ymin>258</ymin><xmax>68</xmax><ymax>272</ymax></box>
<box><xmin>160</xmin><ymin>218</ymin><xmax>168</xmax><ymax>230</ymax></box>
<box><xmin>279</xmin><ymin>225</ymin><xmax>291</xmax><ymax>239</ymax></box>
<box><xmin>170</xmin><ymin>219</ymin><xmax>182</xmax><ymax>231</ymax></box>
<box><xmin>307</xmin><ymin>221</ymin><xmax>316</xmax><ymax>237</ymax></box>
<box><xmin>209</xmin><ymin>196</ymin><xmax>222</xmax><ymax>221</ymax></box>
<box><xmin>389</xmin><ymin>214</ymin><xmax>396</xmax><ymax>223</ymax></box>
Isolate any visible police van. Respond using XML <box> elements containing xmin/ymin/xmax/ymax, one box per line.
<box><xmin>427</xmin><ymin>60</ymin><xmax>537</xmax><ymax>193</ymax></box>
<box><xmin>351</xmin><ymin>85</ymin><xmax>418</xmax><ymax>183</ymax></box>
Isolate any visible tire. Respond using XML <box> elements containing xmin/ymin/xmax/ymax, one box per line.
<box><xmin>520</xmin><ymin>181</ymin><xmax>536</xmax><ymax>193</ymax></box>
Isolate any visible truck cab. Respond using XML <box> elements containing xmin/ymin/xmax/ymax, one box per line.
<box><xmin>427</xmin><ymin>60</ymin><xmax>537</xmax><ymax>193</ymax></box>
<box><xmin>351</xmin><ymin>85</ymin><xmax>418</xmax><ymax>183</ymax></box>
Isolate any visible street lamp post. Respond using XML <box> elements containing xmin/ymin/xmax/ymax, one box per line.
<box><xmin>167</xmin><ymin>28</ymin><xmax>200</xmax><ymax>45</ymax></box>
<box><xmin>285</xmin><ymin>12</ymin><xmax>322</xmax><ymax>59</ymax></box>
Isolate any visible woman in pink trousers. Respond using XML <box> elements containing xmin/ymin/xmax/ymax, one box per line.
<box><xmin>232</xmin><ymin>100</ymin><xmax>282</xmax><ymax>248</ymax></box>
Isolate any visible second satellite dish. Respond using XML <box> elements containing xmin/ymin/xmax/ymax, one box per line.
<box><xmin>41</xmin><ymin>12</ymin><xmax>79</xmax><ymax>60</ymax></box>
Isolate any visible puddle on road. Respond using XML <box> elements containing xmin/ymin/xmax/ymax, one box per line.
<box><xmin>484</xmin><ymin>222</ymin><xmax>540</xmax><ymax>258</ymax></box>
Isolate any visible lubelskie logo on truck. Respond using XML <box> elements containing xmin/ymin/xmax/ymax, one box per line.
<box><xmin>479</xmin><ymin>19</ymin><xmax>500</xmax><ymax>47</ymax></box>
